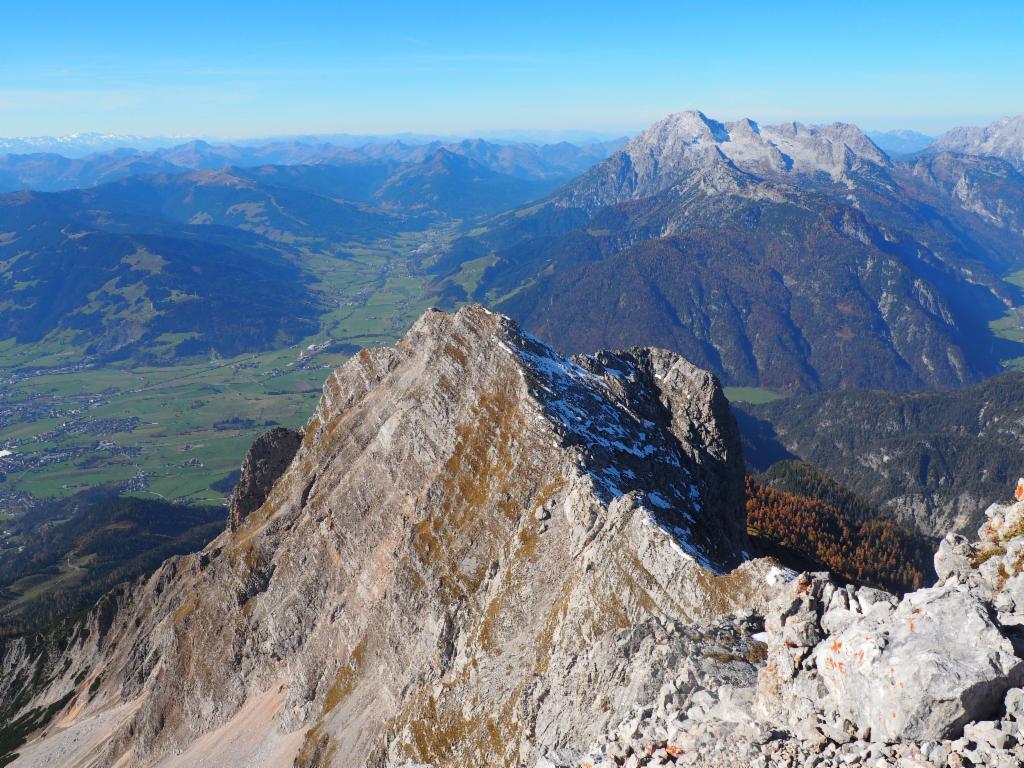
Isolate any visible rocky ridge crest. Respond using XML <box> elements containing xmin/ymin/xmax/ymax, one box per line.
<box><xmin>3</xmin><ymin>305</ymin><xmax>777</xmax><ymax>768</ymax></box>
<box><xmin>931</xmin><ymin>115</ymin><xmax>1024</xmax><ymax>172</ymax></box>
<box><xmin>557</xmin><ymin>110</ymin><xmax>891</xmax><ymax>210</ymax></box>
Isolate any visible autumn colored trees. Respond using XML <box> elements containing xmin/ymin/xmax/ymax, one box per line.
<box><xmin>745</xmin><ymin>476</ymin><xmax>932</xmax><ymax>593</ymax></box>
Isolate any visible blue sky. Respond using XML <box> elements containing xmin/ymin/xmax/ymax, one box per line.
<box><xmin>1</xmin><ymin>0</ymin><xmax>1021</xmax><ymax>138</ymax></box>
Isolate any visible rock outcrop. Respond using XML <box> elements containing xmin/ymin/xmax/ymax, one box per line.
<box><xmin>227</xmin><ymin>426</ymin><xmax>302</xmax><ymax>531</ymax></box>
<box><xmin>815</xmin><ymin>586</ymin><xmax>1020</xmax><ymax>742</ymax></box>
<box><xmin>541</xmin><ymin>491</ymin><xmax>1024</xmax><ymax>768</ymax></box>
<box><xmin>1</xmin><ymin>305</ymin><xmax>779</xmax><ymax>768</ymax></box>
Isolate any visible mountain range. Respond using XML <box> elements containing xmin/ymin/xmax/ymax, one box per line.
<box><xmin>435</xmin><ymin>111</ymin><xmax>1024</xmax><ymax>392</ymax></box>
<box><xmin>0</xmin><ymin>136</ymin><xmax>624</xmax><ymax>193</ymax></box>
<box><xmin>0</xmin><ymin>133</ymin><xmax>194</xmax><ymax>158</ymax></box>
<box><xmin>1</xmin><ymin>110</ymin><xmax>1022</xmax><ymax>470</ymax></box>
<box><xmin>0</xmin><ymin>142</ymin><xmax>604</xmax><ymax>362</ymax></box>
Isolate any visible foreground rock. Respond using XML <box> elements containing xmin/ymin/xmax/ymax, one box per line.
<box><xmin>816</xmin><ymin>586</ymin><xmax>1020</xmax><ymax>742</ymax></box>
<box><xmin>536</xmin><ymin>492</ymin><xmax>1024</xmax><ymax>768</ymax></box>
<box><xmin>1</xmin><ymin>306</ymin><xmax>779</xmax><ymax>768</ymax></box>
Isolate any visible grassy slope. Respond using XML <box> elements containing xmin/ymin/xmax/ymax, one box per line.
<box><xmin>989</xmin><ymin>268</ymin><xmax>1024</xmax><ymax>371</ymax></box>
<box><xmin>723</xmin><ymin>387</ymin><xmax>783</xmax><ymax>405</ymax></box>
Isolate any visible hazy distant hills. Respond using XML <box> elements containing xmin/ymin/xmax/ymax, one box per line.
<box><xmin>71</xmin><ymin>168</ymin><xmax>405</xmax><ymax>241</ymax></box>
<box><xmin>373</xmin><ymin>149</ymin><xmax>558</xmax><ymax>218</ymax></box>
<box><xmin>866</xmin><ymin>129</ymin><xmax>934</xmax><ymax>157</ymax></box>
<box><xmin>0</xmin><ymin>132</ymin><xmax>193</xmax><ymax>157</ymax></box>
<box><xmin>349</xmin><ymin>137</ymin><xmax>625</xmax><ymax>180</ymax></box>
<box><xmin>0</xmin><ymin>136</ymin><xmax>624</xmax><ymax>193</ymax></box>
<box><xmin>435</xmin><ymin>110</ymin><xmax>1024</xmax><ymax>392</ymax></box>
<box><xmin>0</xmin><ymin>135</ymin><xmax>610</xmax><ymax>362</ymax></box>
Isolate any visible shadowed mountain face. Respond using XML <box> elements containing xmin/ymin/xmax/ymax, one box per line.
<box><xmin>70</xmin><ymin>169</ymin><xmax>404</xmax><ymax>240</ymax></box>
<box><xmin>0</xmin><ymin>306</ymin><xmax>779</xmax><ymax>767</ymax></box>
<box><xmin>0</xmin><ymin>493</ymin><xmax>224</xmax><ymax>636</ymax></box>
<box><xmin>374</xmin><ymin>149</ymin><xmax>558</xmax><ymax>218</ymax></box>
<box><xmin>433</xmin><ymin>111</ymin><xmax>1024</xmax><ymax>392</ymax></box>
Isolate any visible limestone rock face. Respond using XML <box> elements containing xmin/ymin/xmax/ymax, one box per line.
<box><xmin>933</xmin><ymin>533</ymin><xmax>975</xmax><ymax>583</ymax></box>
<box><xmin>752</xmin><ymin>495</ymin><xmax>1024</xmax><ymax>750</ymax></box>
<box><xmin>558</xmin><ymin>110</ymin><xmax>891</xmax><ymax>211</ymax></box>
<box><xmin>4</xmin><ymin>305</ymin><xmax>777</xmax><ymax>768</ymax></box>
<box><xmin>532</xmin><ymin>492</ymin><xmax>1024</xmax><ymax>768</ymax></box>
<box><xmin>815</xmin><ymin>586</ymin><xmax>1021</xmax><ymax>742</ymax></box>
<box><xmin>227</xmin><ymin>426</ymin><xmax>302</xmax><ymax>531</ymax></box>
<box><xmin>931</xmin><ymin>115</ymin><xmax>1024</xmax><ymax>172</ymax></box>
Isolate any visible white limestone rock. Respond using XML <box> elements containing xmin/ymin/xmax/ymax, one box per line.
<box><xmin>815</xmin><ymin>586</ymin><xmax>1022</xmax><ymax>742</ymax></box>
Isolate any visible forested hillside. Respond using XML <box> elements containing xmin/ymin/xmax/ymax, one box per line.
<box><xmin>735</xmin><ymin>374</ymin><xmax>1024</xmax><ymax>537</ymax></box>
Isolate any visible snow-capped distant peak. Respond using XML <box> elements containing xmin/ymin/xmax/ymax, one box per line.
<box><xmin>0</xmin><ymin>133</ymin><xmax>199</xmax><ymax>158</ymax></box>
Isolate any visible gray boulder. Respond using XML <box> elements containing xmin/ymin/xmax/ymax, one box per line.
<box><xmin>933</xmin><ymin>533</ymin><xmax>974</xmax><ymax>583</ymax></box>
<box><xmin>814</xmin><ymin>586</ymin><xmax>1023</xmax><ymax>742</ymax></box>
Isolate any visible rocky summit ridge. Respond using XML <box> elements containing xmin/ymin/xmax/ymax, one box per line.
<box><xmin>558</xmin><ymin>109</ymin><xmax>891</xmax><ymax>209</ymax></box>
<box><xmin>7</xmin><ymin>305</ymin><xmax>1024</xmax><ymax>768</ymax></box>
<box><xmin>1</xmin><ymin>305</ymin><xmax>777</xmax><ymax>768</ymax></box>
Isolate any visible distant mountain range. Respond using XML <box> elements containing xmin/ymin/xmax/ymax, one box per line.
<box><xmin>0</xmin><ymin>136</ymin><xmax>625</xmax><ymax>192</ymax></box>
<box><xmin>433</xmin><ymin>111</ymin><xmax>1024</xmax><ymax>392</ymax></box>
<box><xmin>0</xmin><ymin>133</ymin><xmax>196</xmax><ymax>157</ymax></box>
<box><xmin>866</xmin><ymin>129</ymin><xmax>934</xmax><ymax>157</ymax></box>
<box><xmin>0</xmin><ymin>130</ymin><xmax>628</xmax><ymax>363</ymax></box>
<box><xmin>3</xmin><ymin>111</ymin><xmax>1024</xmax><ymax>392</ymax></box>
<box><xmin>0</xmin><ymin>144</ymin><xmax>571</xmax><ymax>361</ymax></box>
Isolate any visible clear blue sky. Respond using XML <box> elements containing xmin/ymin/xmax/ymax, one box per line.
<box><xmin>1</xmin><ymin>0</ymin><xmax>1021</xmax><ymax>138</ymax></box>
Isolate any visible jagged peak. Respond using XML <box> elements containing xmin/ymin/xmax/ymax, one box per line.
<box><xmin>631</xmin><ymin>110</ymin><xmax>731</xmax><ymax>147</ymax></box>
<box><xmin>931</xmin><ymin>114</ymin><xmax>1024</xmax><ymax>171</ymax></box>
<box><xmin>563</xmin><ymin>109</ymin><xmax>893</xmax><ymax>207</ymax></box>
<box><xmin>0</xmin><ymin>303</ymin><xmax>771</xmax><ymax>768</ymax></box>
<box><xmin>303</xmin><ymin>304</ymin><xmax>747</xmax><ymax>568</ymax></box>
<box><xmin>727</xmin><ymin>116</ymin><xmax>762</xmax><ymax>136</ymax></box>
